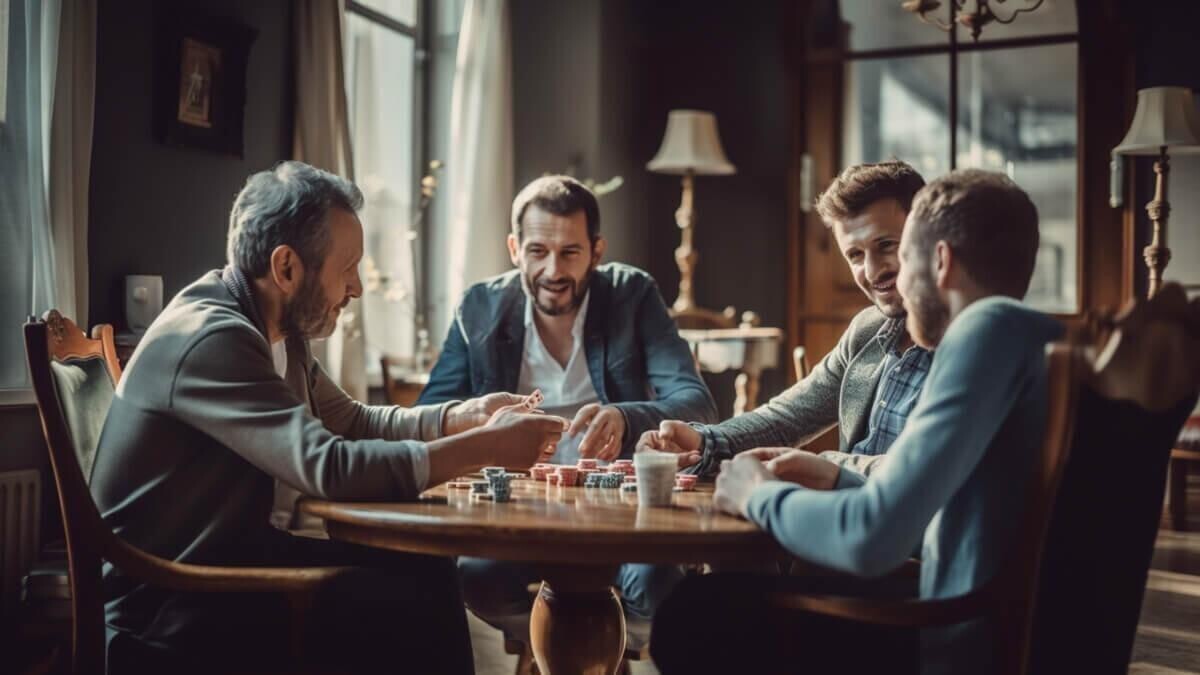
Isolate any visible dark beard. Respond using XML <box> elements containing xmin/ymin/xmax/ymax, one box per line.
<box><xmin>528</xmin><ymin>269</ymin><xmax>592</xmax><ymax>316</ymax></box>
<box><xmin>281</xmin><ymin>270</ymin><xmax>334</xmax><ymax>340</ymax></box>
<box><xmin>905</xmin><ymin>268</ymin><xmax>950</xmax><ymax>348</ymax></box>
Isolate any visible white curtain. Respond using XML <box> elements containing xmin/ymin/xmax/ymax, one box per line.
<box><xmin>45</xmin><ymin>0</ymin><xmax>96</xmax><ymax>325</ymax></box>
<box><xmin>292</xmin><ymin>0</ymin><xmax>367</xmax><ymax>402</ymax></box>
<box><xmin>429</xmin><ymin>0</ymin><xmax>513</xmax><ymax>336</ymax></box>
<box><xmin>0</xmin><ymin>0</ymin><xmax>93</xmax><ymax>395</ymax></box>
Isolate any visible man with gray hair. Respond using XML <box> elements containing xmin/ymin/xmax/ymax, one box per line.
<box><xmin>92</xmin><ymin>161</ymin><xmax>564</xmax><ymax>673</ymax></box>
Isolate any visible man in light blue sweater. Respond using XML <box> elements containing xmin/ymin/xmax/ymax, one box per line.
<box><xmin>650</xmin><ymin>169</ymin><xmax>1062</xmax><ymax>675</ymax></box>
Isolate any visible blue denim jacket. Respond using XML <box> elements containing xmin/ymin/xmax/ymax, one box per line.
<box><xmin>418</xmin><ymin>263</ymin><xmax>718</xmax><ymax>456</ymax></box>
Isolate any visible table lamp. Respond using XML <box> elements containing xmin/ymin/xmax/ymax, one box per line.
<box><xmin>1113</xmin><ymin>86</ymin><xmax>1200</xmax><ymax>298</ymax></box>
<box><xmin>647</xmin><ymin>110</ymin><xmax>736</xmax><ymax>321</ymax></box>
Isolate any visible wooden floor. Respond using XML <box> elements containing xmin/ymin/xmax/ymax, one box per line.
<box><xmin>471</xmin><ymin>474</ymin><xmax>1200</xmax><ymax>674</ymax></box>
<box><xmin>1131</xmin><ymin>472</ymin><xmax>1200</xmax><ymax>674</ymax></box>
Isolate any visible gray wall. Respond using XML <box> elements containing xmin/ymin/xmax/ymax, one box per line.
<box><xmin>88</xmin><ymin>0</ymin><xmax>294</xmax><ymax>329</ymax></box>
<box><xmin>510</xmin><ymin>0</ymin><xmax>649</xmax><ymax>271</ymax></box>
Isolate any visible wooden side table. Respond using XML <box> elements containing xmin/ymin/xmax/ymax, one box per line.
<box><xmin>679</xmin><ymin>325</ymin><xmax>783</xmax><ymax>415</ymax></box>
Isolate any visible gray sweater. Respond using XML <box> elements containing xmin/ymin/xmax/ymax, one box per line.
<box><xmin>697</xmin><ymin>306</ymin><xmax>898</xmax><ymax>476</ymax></box>
<box><xmin>91</xmin><ymin>267</ymin><xmax>452</xmax><ymax>643</ymax></box>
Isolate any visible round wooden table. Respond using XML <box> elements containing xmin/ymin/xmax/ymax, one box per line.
<box><xmin>300</xmin><ymin>479</ymin><xmax>780</xmax><ymax>675</ymax></box>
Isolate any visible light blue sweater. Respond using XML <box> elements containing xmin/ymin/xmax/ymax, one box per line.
<box><xmin>745</xmin><ymin>297</ymin><xmax>1063</xmax><ymax>674</ymax></box>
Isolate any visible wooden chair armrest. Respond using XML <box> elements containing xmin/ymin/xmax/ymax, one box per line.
<box><xmin>1172</xmin><ymin>448</ymin><xmax>1200</xmax><ymax>461</ymax></box>
<box><xmin>105</xmin><ymin>535</ymin><xmax>351</xmax><ymax>595</ymax></box>
<box><xmin>768</xmin><ymin>584</ymin><xmax>994</xmax><ymax>628</ymax></box>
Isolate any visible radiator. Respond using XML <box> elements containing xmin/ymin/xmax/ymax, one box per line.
<box><xmin>0</xmin><ymin>469</ymin><xmax>41</xmax><ymax>614</ymax></box>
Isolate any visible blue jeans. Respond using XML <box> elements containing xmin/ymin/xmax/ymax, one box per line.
<box><xmin>458</xmin><ymin>557</ymin><xmax>684</xmax><ymax>649</ymax></box>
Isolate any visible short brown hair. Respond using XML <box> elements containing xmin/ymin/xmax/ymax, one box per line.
<box><xmin>511</xmin><ymin>175</ymin><xmax>600</xmax><ymax>242</ymax></box>
<box><xmin>815</xmin><ymin>161</ymin><xmax>926</xmax><ymax>226</ymax></box>
<box><xmin>907</xmin><ymin>169</ymin><xmax>1039</xmax><ymax>299</ymax></box>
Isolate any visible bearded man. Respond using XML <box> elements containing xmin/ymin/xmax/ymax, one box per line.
<box><xmin>418</xmin><ymin>174</ymin><xmax>717</xmax><ymax>651</ymax></box>
<box><xmin>92</xmin><ymin>161</ymin><xmax>566</xmax><ymax>673</ymax></box>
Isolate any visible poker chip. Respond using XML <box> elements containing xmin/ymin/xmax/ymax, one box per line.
<box><xmin>620</xmin><ymin>483</ymin><xmax>638</xmax><ymax>492</ymax></box>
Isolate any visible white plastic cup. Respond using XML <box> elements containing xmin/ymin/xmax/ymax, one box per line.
<box><xmin>633</xmin><ymin>451</ymin><xmax>677</xmax><ymax>507</ymax></box>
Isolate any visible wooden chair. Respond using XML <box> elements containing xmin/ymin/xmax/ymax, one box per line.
<box><xmin>792</xmin><ymin>345</ymin><xmax>810</xmax><ymax>381</ymax></box>
<box><xmin>766</xmin><ymin>284</ymin><xmax>1200</xmax><ymax>674</ymax></box>
<box><xmin>24</xmin><ymin>310</ymin><xmax>350</xmax><ymax>675</ymax></box>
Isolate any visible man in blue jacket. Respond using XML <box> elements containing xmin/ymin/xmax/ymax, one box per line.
<box><xmin>419</xmin><ymin>175</ymin><xmax>718</xmax><ymax>649</ymax></box>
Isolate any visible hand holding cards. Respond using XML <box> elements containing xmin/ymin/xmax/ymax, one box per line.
<box><xmin>484</xmin><ymin>389</ymin><xmax>568</xmax><ymax>468</ymax></box>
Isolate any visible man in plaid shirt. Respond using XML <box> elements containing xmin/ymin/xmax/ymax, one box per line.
<box><xmin>640</xmin><ymin>161</ymin><xmax>932</xmax><ymax>483</ymax></box>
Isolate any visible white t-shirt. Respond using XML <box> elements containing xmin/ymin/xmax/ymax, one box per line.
<box><xmin>515</xmin><ymin>293</ymin><xmax>600</xmax><ymax>464</ymax></box>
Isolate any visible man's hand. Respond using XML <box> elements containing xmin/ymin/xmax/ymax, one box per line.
<box><xmin>742</xmin><ymin>448</ymin><xmax>841</xmax><ymax>490</ymax></box>
<box><xmin>485</xmin><ymin>407</ymin><xmax>568</xmax><ymax>469</ymax></box>
<box><xmin>635</xmin><ymin>421</ymin><xmax>703</xmax><ymax>468</ymax></box>
<box><xmin>713</xmin><ymin>455</ymin><xmax>774</xmax><ymax>518</ymax></box>
<box><xmin>570</xmin><ymin>404</ymin><xmax>626</xmax><ymax>461</ymax></box>
<box><xmin>443</xmin><ymin>390</ymin><xmax>541</xmax><ymax>436</ymax></box>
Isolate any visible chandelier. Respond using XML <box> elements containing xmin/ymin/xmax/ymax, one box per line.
<box><xmin>902</xmin><ymin>0</ymin><xmax>1046</xmax><ymax>42</ymax></box>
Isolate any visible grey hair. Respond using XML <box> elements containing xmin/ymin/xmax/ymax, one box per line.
<box><xmin>226</xmin><ymin>161</ymin><xmax>364</xmax><ymax>278</ymax></box>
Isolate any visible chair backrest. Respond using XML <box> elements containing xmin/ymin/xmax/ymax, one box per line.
<box><xmin>992</xmin><ymin>340</ymin><xmax>1083</xmax><ymax>675</ymax></box>
<box><xmin>1026</xmin><ymin>286</ymin><xmax>1200</xmax><ymax>674</ymax></box>
<box><xmin>792</xmin><ymin>345</ymin><xmax>810</xmax><ymax>381</ymax></box>
<box><xmin>24</xmin><ymin>310</ymin><xmax>124</xmax><ymax>675</ymax></box>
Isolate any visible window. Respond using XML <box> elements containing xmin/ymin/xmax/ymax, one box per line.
<box><xmin>839</xmin><ymin>0</ymin><xmax>1079</xmax><ymax>313</ymax></box>
<box><xmin>1</xmin><ymin>0</ymin><xmax>55</xmax><ymax>400</ymax></box>
<box><xmin>344</xmin><ymin>0</ymin><xmax>463</xmax><ymax>371</ymax></box>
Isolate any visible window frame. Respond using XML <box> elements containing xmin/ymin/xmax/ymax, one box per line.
<box><xmin>345</xmin><ymin>0</ymin><xmax>431</xmax><ymax>245</ymax></box>
<box><xmin>784</xmin><ymin>0</ymin><xmax>1136</xmax><ymax>403</ymax></box>
<box><xmin>344</xmin><ymin>0</ymin><xmax>433</xmax><ymax>366</ymax></box>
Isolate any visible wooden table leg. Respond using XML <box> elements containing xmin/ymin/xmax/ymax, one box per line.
<box><xmin>530</xmin><ymin>564</ymin><xmax>625</xmax><ymax>675</ymax></box>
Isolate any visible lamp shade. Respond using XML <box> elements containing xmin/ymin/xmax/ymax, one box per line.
<box><xmin>1113</xmin><ymin>86</ymin><xmax>1200</xmax><ymax>156</ymax></box>
<box><xmin>647</xmin><ymin>110</ymin><xmax>736</xmax><ymax>175</ymax></box>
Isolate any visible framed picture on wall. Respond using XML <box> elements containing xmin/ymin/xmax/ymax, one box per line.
<box><xmin>153</xmin><ymin>10</ymin><xmax>256</xmax><ymax>157</ymax></box>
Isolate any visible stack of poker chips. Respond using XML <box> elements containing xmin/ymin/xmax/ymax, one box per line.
<box><xmin>675</xmin><ymin>473</ymin><xmax>698</xmax><ymax>491</ymax></box>
<box><xmin>482</xmin><ymin>466</ymin><xmax>506</xmax><ymax>481</ymax></box>
<box><xmin>530</xmin><ymin>464</ymin><xmax>553</xmax><ymax>481</ymax></box>
<box><xmin>469</xmin><ymin>480</ymin><xmax>491</xmax><ymax>495</ymax></box>
<box><xmin>488</xmin><ymin>473</ymin><xmax>513</xmax><ymax>502</ymax></box>
<box><xmin>609</xmin><ymin>459</ymin><xmax>635</xmax><ymax>476</ymax></box>
<box><xmin>553</xmin><ymin>466</ymin><xmax>579</xmax><ymax>487</ymax></box>
<box><xmin>584</xmin><ymin>472</ymin><xmax>625</xmax><ymax>489</ymax></box>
